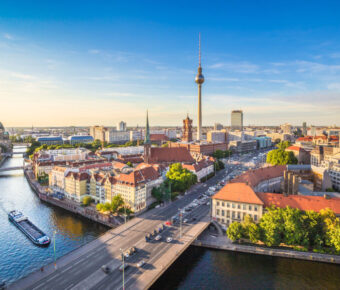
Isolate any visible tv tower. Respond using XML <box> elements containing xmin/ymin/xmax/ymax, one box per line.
<box><xmin>195</xmin><ymin>33</ymin><xmax>204</xmax><ymax>141</ymax></box>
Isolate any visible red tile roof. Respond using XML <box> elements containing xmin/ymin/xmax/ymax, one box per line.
<box><xmin>148</xmin><ymin>147</ymin><xmax>194</xmax><ymax>164</ymax></box>
<box><xmin>150</xmin><ymin>134</ymin><xmax>169</xmax><ymax>141</ymax></box>
<box><xmin>286</xmin><ymin>146</ymin><xmax>301</xmax><ymax>152</ymax></box>
<box><xmin>65</xmin><ymin>172</ymin><xmax>89</xmax><ymax>181</ymax></box>
<box><xmin>257</xmin><ymin>193</ymin><xmax>340</xmax><ymax>215</ymax></box>
<box><xmin>182</xmin><ymin>159</ymin><xmax>213</xmax><ymax>172</ymax></box>
<box><xmin>213</xmin><ymin>183</ymin><xmax>264</xmax><ymax>205</ymax></box>
<box><xmin>116</xmin><ymin>166</ymin><xmax>160</xmax><ymax>186</ymax></box>
<box><xmin>230</xmin><ymin>165</ymin><xmax>286</xmax><ymax>189</ymax></box>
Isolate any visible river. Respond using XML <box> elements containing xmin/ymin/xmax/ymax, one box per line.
<box><xmin>0</xmin><ymin>147</ymin><xmax>108</xmax><ymax>284</ymax></box>
<box><xmin>1</xmin><ymin>147</ymin><xmax>340</xmax><ymax>288</ymax></box>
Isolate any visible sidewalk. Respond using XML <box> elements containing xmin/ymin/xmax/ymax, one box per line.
<box><xmin>194</xmin><ymin>230</ymin><xmax>340</xmax><ymax>265</ymax></box>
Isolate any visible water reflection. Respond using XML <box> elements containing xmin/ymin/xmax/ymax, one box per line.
<box><xmin>0</xmin><ymin>147</ymin><xmax>108</xmax><ymax>284</ymax></box>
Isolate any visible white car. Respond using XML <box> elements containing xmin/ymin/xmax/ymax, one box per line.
<box><xmin>155</xmin><ymin>235</ymin><xmax>162</xmax><ymax>241</ymax></box>
<box><xmin>183</xmin><ymin>219</ymin><xmax>188</xmax><ymax>223</ymax></box>
<box><xmin>166</xmin><ymin>237</ymin><xmax>173</xmax><ymax>243</ymax></box>
<box><xmin>137</xmin><ymin>260</ymin><xmax>145</xmax><ymax>268</ymax></box>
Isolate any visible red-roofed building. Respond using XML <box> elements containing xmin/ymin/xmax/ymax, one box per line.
<box><xmin>150</xmin><ymin>134</ymin><xmax>169</xmax><ymax>145</ymax></box>
<box><xmin>286</xmin><ymin>145</ymin><xmax>310</xmax><ymax>164</ymax></box>
<box><xmin>182</xmin><ymin>159</ymin><xmax>214</xmax><ymax>182</ymax></box>
<box><xmin>230</xmin><ymin>165</ymin><xmax>286</xmax><ymax>193</ymax></box>
<box><xmin>212</xmin><ymin>182</ymin><xmax>340</xmax><ymax>227</ymax></box>
<box><xmin>257</xmin><ymin>192</ymin><xmax>340</xmax><ymax>216</ymax></box>
<box><xmin>144</xmin><ymin>147</ymin><xmax>195</xmax><ymax>165</ymax></box>
<box><xmin>212</xmin><ymin>183</ymin><xmax>264</xmax><ymax>225</ymax></box>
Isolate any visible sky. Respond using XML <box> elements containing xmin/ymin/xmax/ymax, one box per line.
<box><xmin>1</xmin><ymin>0</ymin><xmax>340</xmax><ymax>127</ymax></box>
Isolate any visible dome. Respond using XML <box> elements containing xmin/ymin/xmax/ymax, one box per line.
<box><xmin>195</xmin><ymin>73</ymin><xmax>205</xmax><ymax>84</ymax></box>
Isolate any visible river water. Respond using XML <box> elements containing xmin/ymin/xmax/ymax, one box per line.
<box><xmin>1</xmin><ymin>147</ymin><xmax>340</xmax><ymax>288</ymax></box>
<box><xmin>0</xmin><ymin>147</ymin><xmax>108</xmax><ymax>284</ymax></box>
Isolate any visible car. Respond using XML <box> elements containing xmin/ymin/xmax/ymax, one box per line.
<box><xmin>155</xmin><ymin>235</ymin><xmax>162</xmax><ymax>241</ymax></box>
<box><xmin>137</xmin><ymin>260</ymin><xmax>145</xmax><ymax>268</ymax></box>
<box><xmin>183</xmin><ymin>219</ymin><xmax>188</xmax><ymax>223</ymax></box>
<box><xmin>166</xmin><ymin>237</ymin><xmax>173</xmax><ymax>243</ymax></box>
<box><xmin>124</xmin><ymin>252</ymin><xmax>129</xmax><ymax>258</ymax></box>
<box><xmin>119</xmin><ymin>264</ymin><xmax>129</xmax><ymax>272</ymax></box>
<box><xmin>165</xmin><ymin>221</ymin><xmax>172</xmax><ymax>226</ymax></box>
<box><xmin>101</xmin><ymin>265</ymin><xmax>110</xmax><ymax>274</ymax></box>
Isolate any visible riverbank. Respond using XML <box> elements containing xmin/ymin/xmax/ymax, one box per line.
<box><xmin>24</xmin><ymin>169</ymin><xmax>120</xmax><ymax>228</ymax></box>
<box><xmin>193</xmin><ymin>230</ymin><xmax>340</xmax><ymax>264</ymax></box>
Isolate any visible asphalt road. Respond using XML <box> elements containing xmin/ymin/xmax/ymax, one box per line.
<box><xmin>20</xmin><ymin>150</ymin><xmax>264</xmax><ymax>290</ymax></box>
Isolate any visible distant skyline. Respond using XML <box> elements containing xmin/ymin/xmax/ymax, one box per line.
<box><xmin>1</xmin><ymin>1</ymin><xmax>340</xmax><ymax>127</ymax></box>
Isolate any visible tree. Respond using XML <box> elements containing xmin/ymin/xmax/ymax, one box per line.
<box><xmin>227</xmin><ymin>222</ymin><xmax>244</xmax><ymax>242</ymax></box>
<box><xmin>166</xmin><ymin>163</ymin><xmax>197</xmax><ymax>193</ymax></box>
<box><xmin>330</xmin><ymin>225</ymin><xmax>340</xmax><ymax>252</ymax></box>
<box><xmin>259</xmin><ymin>206</ymin><xmax>284</xmax><ymax>246</ymax></box>
<box><xmin>276</xmin><ymin>141</ymin><xmax>291</xmax><ymax>150</ymax></box>
<box><xmin>126</xmin><ymin>161</ymin><xmax>133</xmax><ymax>167</ymax></box>
<box><xmin>266</xmin><ymin>149</ymin><xmax>298</xmax><ymax>165</ymax></box>
<box><xmin>111</xmin><ymin>195</ymin><xmax>124</xmax><ymax>213</ymax></box>
<box><xmin>82</xmin><ymin>196</ymin><xmax>93</xmax><ymax>206</ymax></box>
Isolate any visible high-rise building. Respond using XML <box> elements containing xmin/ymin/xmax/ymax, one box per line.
<box><xmin>302</xmin><ymin>122</ymin><xmax>307</xmax><ymax>136</ymax></box>
<box><xmin>117</xmin><ymin>121</ymin><xmax>127</xmax><ymax>131</ymax></box>
<box><xmin>231</xmin><ymin>110</ymin><xmax>243</xmax><ymax>131</ymax></box>
<box><xmin>90</xmin><ymin>126</ymin><xmax>108</xmax><ymax>142</ymax></box>
<box><xmin>195</xmin><ymin>33</ymin><xmax>204</xmax><ymax>141</ymax></box>
<box><xmin>214</xmin><ymin>123</ymin><xmax>223</xmax><ymax>131</ymax></box>
<box><xmin>182</xmin><ymin>114</ymin><xmax>193</xmax><ymax>142</ymax></box>
<box><xmin>280</xmin><ymin>123</ymin><xmax>292</xmax><ymax>134</ymax></box>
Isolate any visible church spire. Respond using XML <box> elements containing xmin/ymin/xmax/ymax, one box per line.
<box><xmin>145</xmin><ymin>110</ymin><xmax>150</xmax><ymax>144</ymax></box>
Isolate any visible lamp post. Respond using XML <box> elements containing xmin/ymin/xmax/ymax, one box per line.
<box><xmin>179</xmin><ymin>208</ymin><xmax>183</xmax><ymax>239</ymax></box>
<box><xmin>53</xmin><ymin>230</ymin><xmax>57</xmax><ymax>269</ymax></box>
<box><xmin>120</xmin><ymin>248</ymin><xmax>125</xmax><ymax>290</ymax></box>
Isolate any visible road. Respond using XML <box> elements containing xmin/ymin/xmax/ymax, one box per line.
<box><xmin>11</xmin><ymin>150</ymin><xmax>266</xmax><ymax>290</ymax></box>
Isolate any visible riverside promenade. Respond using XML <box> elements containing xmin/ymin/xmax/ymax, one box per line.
<box><xmin>193</xmin><ymin>229</ymin><xmax>340</xmax><ymax>265</ymax></box>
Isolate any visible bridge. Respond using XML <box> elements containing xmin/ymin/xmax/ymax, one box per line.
<box><xmin>0</xmin><ymin>166</ymin><xmax>24</xmax><ymax>172</ymax></box>
<box><xmin>9</xmin><ymin>171</ymin><xmax>225</xmax><ymax>290</ymax></box>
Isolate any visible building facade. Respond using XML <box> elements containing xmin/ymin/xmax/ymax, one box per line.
<box><xmin>231</xmin><ymin>110</ymin><xmax>243</xmax><ymax>131</ymax></box>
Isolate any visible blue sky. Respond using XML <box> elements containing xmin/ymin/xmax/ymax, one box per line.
<box><xmin>1</xmin><ymin>0</ymin><xmax>340</xmax><ymax>127</ymax></box>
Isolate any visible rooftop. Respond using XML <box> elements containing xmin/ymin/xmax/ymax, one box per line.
<box><xmin>257</xmin><ymin>193</ymin><xmax>340</xmax><ymax>215</ymax></box>
<box><xmin>230</xmin><ymin>165</ymin><xmax>286</xmax><ymax>188</ymax></box>
<box><xmin>212</xmin><ymin>183</ymin><xmax>264</xmax><ymax>205</ymax></box>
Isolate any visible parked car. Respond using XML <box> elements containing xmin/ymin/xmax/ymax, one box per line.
<box><xmin>137</xmin><ymin>260</ymin><xmax>145</xmax><ymax>268</ymax></box>
<box><xmin>119</xmin><ymin>264</ymin><xmax>129</xmax><ymax>272</ymax></box>
<box><xmin>101</xmin><ymin>265</ymin><xmax>110</xmax><ymax>274</ymax></box>
<box><xmin>166</xmin><ymin>237</ymin><xmax>173</xmax><ymax>243</ymax></box>
<box><xmin>155</xmin><ymin>235</ymin><xmax>162</xmax><ymax>241</ymax></box>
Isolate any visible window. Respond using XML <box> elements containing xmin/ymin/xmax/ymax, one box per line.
<box><xmin>232</xmin><ymin>203</ymin><xmax>235</xmax><ymax>209</ymax></box>
<box><xmin>217</xmin><ymin>201</ymin><xmax>220</xmax><ymax>206</ymax></box>
<box><xmin>227</xmin><ymin>210</ymin><xmax>230</xmax><ymax>217</ymax></box>
<box><xmin>243</xmin><ymin>204</ymin><xmax>246</xmax><ymax>210</ymax></box>
<box><xmin>237</xmin><ymin>204</ymin><xmax>241</xmax><ymax>209</ymax></box>
<box><xmin>254</xmin><ymin>206</ymin><xmax>258</xmax><ymax>211</ymax></box>
<box><xmin>254</xmin><ymin>214</ymin><xmax>257</xmax><ymax>221</ymax></box>
<box><xmin>232</xmin><ymin>211</ymin><xmax>235</xmax><ymax>218</ymax></box>
<box><xmin>227</xmin><ymin>203</ymin><xmax>230</xmax><ymax>208</ymax></box>
<box><xmin>216</xmin><ymin>209</ymin><xmax>220</xmax><ymax>215</ymax></box>
<box><xmin>222</xmin><ymin>202</ymin><xmax>225</xmax><ymax>207</ymax></box>
<box><xmin>249</xmin><ymin>205</ymin><xmax>252</xmax><ymax>211</ymax></box>
<box><xmin>237</xmin><ymin>212</ymin><xmax>240</xmax><ymax>219</ymax></box>
<box><xmin>222</xmin><ymin>210</ymin><xmax>225</xmax><ymax>216</ymax></box>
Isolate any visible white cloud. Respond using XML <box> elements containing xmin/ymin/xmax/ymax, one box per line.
<box><xmin>208</xmin><ymin>61</ymin><xmax>259</xmax><ymax>73</ymax></box>
<box><xmin>3</xmin><ymin>33</ymin><xmax>13</xmax><ymax>40</ymax></box>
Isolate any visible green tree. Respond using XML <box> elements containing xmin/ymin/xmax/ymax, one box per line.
<box><xmin>330</xmin><ymin>225</ymin><xmax>340</xmax><ymax>252</ymax></box>
<box><xmin>166</xmin><ymin>163</ymin><xmax>197</xmax><ymax>193</ymax></box>
<box><xmin>82</xmin><ymin>196</ymin><xmax>93</xmax><ymax>206</ymax></box>
<box><xmin>126</xmin><ymin>161</ymin><xmax>133</xmax><ymax>167</ymax></box>
<box><xmin>259</xmin><ymin>206</ymin><xmax>284</xmax><ymax>246</ymax></box>
<box><xmin>227</xmin><ymin>222</ymin><xmax>244</xmax><ymax>242</ymax></box>
<box><xmin>266</xmin><ymin>149</ymin><xmax>298</xmax><ymax>165</ymax></box>
<box><xmin>110</xmin><ymin>195</ymin><xmax>125</xmax><ymax>213</ymax></box>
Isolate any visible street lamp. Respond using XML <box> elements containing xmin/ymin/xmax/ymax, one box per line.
<box><xmin>120</xmin><ymin>248</ymin><xmax>125</xmax><ymax>290</ymax></box>
<box><xmin>53</xmin><ymin>230</ymin><xmax>57</xmax><ymax>269</ymax></box>
<box><xmin>179</xmin><ymin>208</ymin><xmax>183</xmax><ymax>239</ymax></box>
